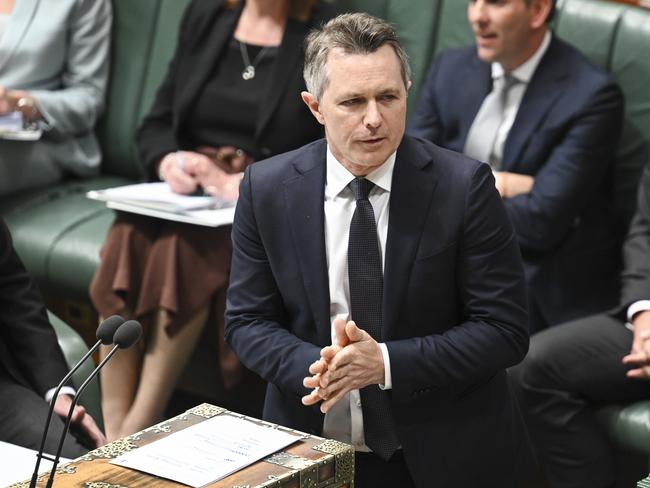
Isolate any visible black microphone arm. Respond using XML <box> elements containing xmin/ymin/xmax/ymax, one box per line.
<box><xmin>29</xmin><ymin>315</ymin><xmax>124</xmax><ymax>488</ymax></box>
<box><xmin>44</xmin><ymin>319</ymin><xmax>142</xmax><ymax>488</ymax></box>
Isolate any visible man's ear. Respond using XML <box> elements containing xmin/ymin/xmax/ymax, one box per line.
<box><xmin>530</xmin><ymin>0</ymin><xmax>552</xmax><ymax>28</ymax></box>
<box><xmin>301</xmin><ymin>91</ymin><xmax>325</xmax><ymax>125</ymax></box>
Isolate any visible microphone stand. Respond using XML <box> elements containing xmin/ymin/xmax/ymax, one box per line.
<box><xmin>29</xmin><ymin>343</ymin><xmax>101</xmax><ymax>488</ymax></box>
<box><xmin>43</xmin><ymin>344</ymin><xmax>122</xmax><ymax>488</ymax></box>
<box><xmin>43</xmin><ymin>319</ymin><xmax>141</xmax><ymax>488</ymax></box>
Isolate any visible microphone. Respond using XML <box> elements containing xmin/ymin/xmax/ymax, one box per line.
<box><xmin>44</xmin><ymin>319</ymin><xmax>143</xmax><ymax>488</ymax></box>
<box><xmin>29</xmin><ymin>315</ymin><xmax>125</xmax><ymax>488</ymax></box>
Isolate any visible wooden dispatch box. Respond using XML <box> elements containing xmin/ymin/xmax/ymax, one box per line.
<box><xmin>14</xmin><ymin>403</ymin><xmax>354</xmax><ymax>488</ymax></box>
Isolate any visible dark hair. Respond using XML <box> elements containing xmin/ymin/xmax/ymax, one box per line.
<box><xmin>303</xmin><ymin>12</ymin><xmax>411</xmax><ymax>101</ymax></box>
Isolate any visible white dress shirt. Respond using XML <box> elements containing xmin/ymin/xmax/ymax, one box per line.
<box><xmin>626</xmin><ymin>300</ymin><xmax>650</xmax><ymax>330</ymax></box>
<box><xmin>321</xmin><ymin>146</ymin><xmax>395</xmax><ymax>451</ymax></box>
<box><xmin>489</xmin><ymin>31</ymin><xmax>552</xmax><ymax>165</ymax></box>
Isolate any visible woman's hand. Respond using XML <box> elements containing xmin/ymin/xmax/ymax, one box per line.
<box><xmin>0</xmin><ymin>87</ymin><xmax>41</xmax><ymax>121</ymax></box>
<box><xmin>158</xmin><ymin>149</ymin><xmax>247</xmax><ymax>198</ymax></box>
<box><xmin>157</xmin><ymin>151</ymin><xmax>206</xmax><ymax>194</ymax></box>
<box><xmin>196</xmin><ymin>145</ymin><xmax>254</xmax><ymax>173</ymax></box>
<box><xmin>188</xmin><ymin>156</ymin><xmax>242</xmax><ymax>200</ymax></box>
<box><xmin>0</xmin><ymin>86</ymin><xmax>11</xmax><ymax>114</ymax></box>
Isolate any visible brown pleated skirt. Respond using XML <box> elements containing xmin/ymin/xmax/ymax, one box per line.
<box><xmin>89</xmin><ymin>212</ymin><xmax>241</xmax><ymax>388</ymax></box>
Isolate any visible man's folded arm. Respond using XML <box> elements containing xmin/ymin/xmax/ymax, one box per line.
<box><xmin>504</xmin><ymin>81</ymin><xmax>624</xmax><ymax>252</ymax></box>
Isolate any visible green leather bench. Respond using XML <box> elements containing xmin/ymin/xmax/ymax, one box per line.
<box><xmin>1</xmin><ymin>0</ymin><xmax>649</xmax><ymax>472</ymax></box>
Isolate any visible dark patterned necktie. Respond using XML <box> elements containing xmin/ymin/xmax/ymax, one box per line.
<box><xmin>347</xmin><ymin>177</ymin><xmax>400</xmax><ymax>461</ymax></box>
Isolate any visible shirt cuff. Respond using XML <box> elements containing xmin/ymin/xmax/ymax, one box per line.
<box><xmin>378</xmin><ymin>343</ymin><xmax>392</xmax><ymax>390</ymax></box>
<box><xmin>627</xmin><ymin>300</ymin><xmax>650</xmax><ymax>328</ymax></box>
<box><xmin>45</xmin><ymin>386</ymin><xmax>76</xmax><ymax>404</ymax></box>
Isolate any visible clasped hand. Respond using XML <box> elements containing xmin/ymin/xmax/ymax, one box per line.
<box><xmin>302</xmin><ymin>318</ymin><xmax>385</xmax><ymax>413</ymax></box>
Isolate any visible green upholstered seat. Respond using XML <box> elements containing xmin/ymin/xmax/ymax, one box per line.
<box><xmin>596</xmin><ymin>401</ymin><xmax>650</xmax><ymax>456</ymax></box>
<box><xmin>433</xmin><ymin>1</ymin><xmax>473</xmax><ymax>54</ymax></box>
<box><xmin>557</xmin><ymin>0</ymin><xmax>650</xmax><ymax>226</ymax></box>
<box><xmin>609</xmin><ymin>6</ymin><xmax>650</xmax><ymax>225</ymax></box>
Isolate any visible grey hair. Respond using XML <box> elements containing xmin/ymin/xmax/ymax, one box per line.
<box><xmin>303</xmin><ymin>12</ymin><xmax>411</xmax><ymax>101</ymax></box>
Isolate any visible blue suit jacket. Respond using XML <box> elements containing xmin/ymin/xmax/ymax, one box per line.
<box><xmin>409</xmin><ymin>37</ymin><xmax>624</xmax><ymax>331</ymax></box>
<box><xmin>226</xmin><ymin>136</ymin><xmax>535</xmax><ymax>486</ymax></box>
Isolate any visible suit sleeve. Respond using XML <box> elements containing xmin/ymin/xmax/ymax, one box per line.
<box><xmin>504</xmin><ymin>80</ymin><xmax>624</xmax><ymax>252</ymax></box>
<box><xmin>0</xmin><ymin>220</ymin><xmax>69</xmax><ymax>397</ymax></box>
<box><xmin>225</xmin><ymin>167</ymin><xmax>322</xmax><ymax>397</ymax></box>
<box><xmin>619</xmin><ymin>164</ymin><xmax>650</xmax><ymax>310</ymax></box>
<box><xmin>31</xmin><ymin>0</ymin><xmax>111</xmax><ymax>140</ymax></box>
<box><xmin>387</xmin><ymin>163</ymin><xmax>529</xmax><ymax>400</ymax></box>
<box><xmin>407</xmin><ymin>56</ymin><xmax>443</xmax><ymax>142</ymax></box>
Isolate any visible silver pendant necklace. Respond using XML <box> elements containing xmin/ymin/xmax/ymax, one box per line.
<box><xmin>239</xmin><ymin>41</ymin><xmax>268</xmax><ymax>80</ymax></box>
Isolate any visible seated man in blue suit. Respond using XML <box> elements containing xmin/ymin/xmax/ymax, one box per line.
<box><xmin>409</xmin><ymin>0</ymin><xmax>624</xmax><ymax>333</ymax></box>
<box><xmin>0</xmin><ymin>218</ymin><xmax>105</xmax><ymax>457</ymax></box>
<box><xmin>511</xmin><ymin>163</ymin><xmax>650</xmax><ymax>488</ymax></box>
<box><xmin>226</xmin><ymin>12</ymin><xmax>534</xmax><ymax>487</ymax></box>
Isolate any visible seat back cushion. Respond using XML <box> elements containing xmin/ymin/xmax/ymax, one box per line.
<box><xmin>609</xmin><ymin>6</ymin><xmax>650</xmax><ymax>225</ymax></box>
<box><xmin>97</xmin><ymin>0</ymin><xmax>189</xmax><ymax>179</ymax></box>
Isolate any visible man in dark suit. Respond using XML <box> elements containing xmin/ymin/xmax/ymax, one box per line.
<box><xmin>0</xmin><ymin>218</ymin><xmax>105</xmax><ymax>457</ymax></box>
<box><xmin>226</xmin><ymin>12</ymin><xmax>534</xmax><ymax>487</ymax></box>
<box><xmin>511</xmin><ymin>163</ymin><xmax>650</xmax><ymax>488</ymax></box>
<box><xmin>409</xmin><ymin>0</ymin><xmax>624</xmax><ymax>333</ymax></box>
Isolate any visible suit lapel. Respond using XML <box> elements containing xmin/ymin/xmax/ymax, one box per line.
<box><xmin>502</xmin><ymin>38</ymin><xmax>568</xmax><ymax>170</ymax></box>
<box><xmin>0</xmin><ymin>0</ymin><xmax>39</xmax><ymax>72</ymax></box>
<box><xmin>176</xmin><ymin>2</ymin><xmax>241</xmax><ymax>126</ymax></box>
<box><xmin>383</xmin><ymin>137</ymin><xmax>437</xmax><ymax>337</ymax></box>
<box><xmin>255</xmin><ymin>17</ymin><xmax>306</xmax><ymax>141</ymax></box>
<box><xmin>284</xmin><ymin>141</ymin><xmax>331</xmax><ymax>346</ymax></box>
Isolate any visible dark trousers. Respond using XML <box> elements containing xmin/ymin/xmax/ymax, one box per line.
<box><xmin>0</xmin><ymin>374</ymin><xmax>87</xmax><ymax>459</ymax></box>
<box><xmin>354</xmin><ymin>450</ymin><xmax>415</xmax><ymax>488</ymax></box>
<box><xmin>510</xmin><ymin>314</ymin><xmax>650</xmax><ymax>488</ymax></box>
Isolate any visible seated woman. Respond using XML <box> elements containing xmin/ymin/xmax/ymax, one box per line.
<box><xmin>90</xmin><ymin>0</ymin><xmax>331</xmax><ymax>440</ymax></box>
<box><xmin>0</xmin><ymin>0</ymin><xmax>111</xmax><ymax>196</ymax></box>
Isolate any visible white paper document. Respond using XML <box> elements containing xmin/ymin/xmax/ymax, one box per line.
<box><xmin>0</xmin><ymin>441</ymin><xmax>70</xmax><ymax>486</ymax></box>
<box><xmin>110</xmin><ymin>415</ymin><xmax>300</xmax><ymax>487</ymax></box>
<box><xmin>105</xmin><ymin>201</ymin><xmax>235</xmax><ymax>228</ymax></box>
<box><xmin>87</xmin><ymin>182</ymin><xmax>232</xmax><ymax>212</ymax></box>
<box><xmin>87</xmin><ymin>182</ymin><xmax>237</xmax><ymax>227</ymax></box>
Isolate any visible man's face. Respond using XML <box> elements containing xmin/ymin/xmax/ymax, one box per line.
<box><xmin>302</xmin><ymin>45</ymin><xmax>409</xmax><ymax>176</ymax></box>
<box><xmin>467</xmin><ymin>0</ymin><xmax>549</xmax><ymax>71</ymax></box>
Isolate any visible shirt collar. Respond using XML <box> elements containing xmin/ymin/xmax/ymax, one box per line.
<box><xmin>491</xmin><ymin>30</ymin><xmax>552</xmax><ymax>83</ymax></box>
<box><xmin>325</xmin><ymin>145</ymin><xmax>396</xmax><ymax>199</ymax></box>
